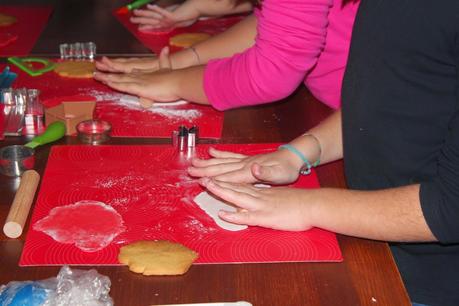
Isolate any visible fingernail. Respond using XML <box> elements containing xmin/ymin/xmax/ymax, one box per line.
<box><xmin>162</xmin><ymin>46</ymin><xmax>170</xmax><ymax>55</ymax></box>
<box><xmin>219</xmin><ymin>211</ymin><xmax>234</xmax><ymax>221</ymax></box>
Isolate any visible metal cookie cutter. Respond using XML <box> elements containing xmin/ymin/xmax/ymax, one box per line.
<box><xmin>172</xmin><ymin>125</ymin><xmax>199</xmax><ymax>156</ymax></box>
<box><xmin>0</xmin><ymin>121</ymin><xmax>66</xmax><ymax>177</ymax></box>
<box><xmin>187</xmin><ymin>126</ymin><xmax>198</xmax><ymax>148</ymax></box>
<box><xmin>59</xmin><ymin>42</ymin><xmax>97</xmax><ymax>60</ymax></box>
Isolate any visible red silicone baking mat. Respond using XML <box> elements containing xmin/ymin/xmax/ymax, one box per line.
<box><xmin>0</xmin><ymin>6</ymin><xmax>53</xmax><ymax>56</ymax></box>
<box><xmin>6</xmin><ymin>62</ymin><xmax>223</xmax><ymax>138</ymax></box>
<box><xmin>114</xmin><ymin>10</ymin><xmax>245</xmax><ymax>54</ymax></box>
<box><xmin>20</xmin><ymin>144</ymin><xmax>342</xmax><ymax>266</ymax></box>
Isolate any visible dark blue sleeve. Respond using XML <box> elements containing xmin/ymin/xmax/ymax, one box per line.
<box><xmin>419</xmin><ymin>37</ymin><xmax>459</xmax><ymax>243</ymax></box>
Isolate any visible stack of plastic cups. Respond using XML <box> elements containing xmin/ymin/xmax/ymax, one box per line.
<box><xmin>1</xmin><ymin>88</ymin><xmax>28</xmax><ymax>136</ymax></box>
<box><xmin>24</xmin><ymin>89</ymin><xmax>44</xmax><ymax>135</ymax></box>
<box><xmin>60</xmin><ymin>42</ymin><xmax>96</xmax><ymax>60</ymax></box>
<box><xmin>83</xmin><ymin>42</ymin><xmax>96</xmax><ymax>60</ymax></box>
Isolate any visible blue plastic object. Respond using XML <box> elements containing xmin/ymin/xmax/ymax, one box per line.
<box><xmin>0</xmin><ymin>266</ymin><xmax>113</xmax><ymax>306</ymax></box>
<box><xmin>0</xmin><ymin>282</ymin><xmax>48</xmax><ymax>306</ymax></box>
<box><xmin>0</xmin><ymin>66</ymin><xmax>17</xmax><ymax>90</ymax></box>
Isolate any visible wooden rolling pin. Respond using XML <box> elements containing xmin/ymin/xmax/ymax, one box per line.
<box><xmin>3</xmin><ymin>170</ymin><xmax>40</xmax><ymax>238</ymax></box>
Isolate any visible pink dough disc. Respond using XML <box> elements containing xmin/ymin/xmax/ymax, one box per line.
<box><xmin>33</xmin><ymin>200</ymin><xmax>126</xmax><ymax>252</ymax></box>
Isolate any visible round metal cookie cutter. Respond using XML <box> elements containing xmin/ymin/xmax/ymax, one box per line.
<box><xmin>76</xmin><ymin>119</ymin><xmax>112</xmax><ymax>145</ymax></box>
<box><xmin>0</xmin><ymin>121</ymin><xmax>66</xmax><ymax>177</ymax></box>
<box><xmin>0</xmin><ymin>145</ymin><xmax>35</xmax><ymax>177</ymax></box>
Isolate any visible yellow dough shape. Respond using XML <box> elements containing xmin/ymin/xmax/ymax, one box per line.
<box><xmin>0</xmin><ymin>13</ymin><xmax>17</xmax><ymax>26</ymax></box>
<box><xmin>54</xmin><ymin>61</ymin><xmax>95</xmax><ymax>79</ymax></box>
<box><xmin>118</xmin><ymin>240</ymin><xmax>198</xmax><ymax>276</ymax></box>
<box><xmin>169</xmin><ymin>33</ymin><xmax>211</xmax><ymax>48</ymax></box>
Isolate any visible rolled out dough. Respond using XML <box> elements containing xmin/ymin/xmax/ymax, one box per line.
<box><xmin>193</xmin><ymin>191</ymin><xmax>248</xmax><ymax>231</ymax></box>
<box><xmin>120</xmin><ymin>94</ymin><xmax>187</xmax><ymax>108</ymax></box>
<box><xmin>54</xmin><ymin>60</ymin><xmax>95</xmax><ymax>78</ymax></box>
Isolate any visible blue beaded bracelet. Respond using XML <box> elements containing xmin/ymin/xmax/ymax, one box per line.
<box><xmin>278</xmin><ymin>143</ymin><xmax>320</xmax><ymax>175</ymax></box>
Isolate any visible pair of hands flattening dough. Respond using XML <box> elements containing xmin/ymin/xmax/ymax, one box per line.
<box><xmin>94</xmin><ymin>47</ymin><xmax>191</xmax><ymax>108</ymax></box>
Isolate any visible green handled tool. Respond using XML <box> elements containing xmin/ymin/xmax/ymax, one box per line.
<box><xmin>25</xmin><ymin>121</ymin><xmax>66</xmax><ymax>149</ymax></box>
<box><xmin>127</xmin><ymin>0</ymin><xmax>152</xmax><ymax>10</ymax></box>
<box><xmin>116</xmin><ymin>0</ymin><xmax>152</xmax><ymax>14</ymax></box>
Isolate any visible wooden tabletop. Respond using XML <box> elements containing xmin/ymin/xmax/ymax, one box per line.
<box><xmin>0</xmin><ymin>1</ymin><xmax>410</xmax><ymax>305</ymax></box>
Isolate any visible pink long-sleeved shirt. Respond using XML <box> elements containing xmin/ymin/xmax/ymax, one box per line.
<box><xmin>203</xmin><ymin>0</ymin><xmax>359</xmax><ymax>110</ymax></box>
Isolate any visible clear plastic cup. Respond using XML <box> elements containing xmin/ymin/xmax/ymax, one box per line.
<box><xmin>24</xmin><ymin>89</ymin><xmax>44</xmax><ymax>135</ymax></box>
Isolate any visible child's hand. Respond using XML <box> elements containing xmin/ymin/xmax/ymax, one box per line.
<box><xmin>94</xmin><ymin>47</ymin><xmax>179</xmax><ymax>105</ymax></box>
<box><xmin>95</xmin><ymin>56</ymin><xmax>159</xmax><ymax>74</ymax></box>
<box><xmin>200</xmin><ymin>178</ymin><xmax>316</xmax><ymax>231</ymax></box>
<box><xmin>188</xmin><ymin>147</ymin><xmax>303</xmax><ymax>185</ymax></box>
<box><xmin>131</xmin><ymin>5</ymin><xmax>197</xmax><ymax>32</ymax></box>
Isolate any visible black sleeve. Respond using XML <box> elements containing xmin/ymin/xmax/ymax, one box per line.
<box><xmin>419</xmin><ymin>34</ymin><xmax>459</xmax><ymax>244</ymax></box>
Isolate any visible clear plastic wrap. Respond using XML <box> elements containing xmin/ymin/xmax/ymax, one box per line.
<box><xmin>0</xmin><ymin>266</ymin><xmax>113</xmax><ymax>306</ymax></box>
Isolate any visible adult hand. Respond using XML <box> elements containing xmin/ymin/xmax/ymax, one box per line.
<box><xmin>94</xmin><ymin>47</ymin><xmax>179</xmax><ymax>106</ymax></box>
<box><xmin>131</xmin><ymin>4</ymin><xmax>197</xmax><ymax>32</ymax></box>
<box><xmin>201</xmin><ymin>178</ymin><xmax>315</xmax><ymax>231</ymax></box>
<box><xmin>95</xmin><ymin>56</ymin><xmax>159</xmax><ymax>74</ymax></box>
<box><xmin>188</xmin><ymin>147</ymin><xmax>303</xmax><ymax>185</ymax></box>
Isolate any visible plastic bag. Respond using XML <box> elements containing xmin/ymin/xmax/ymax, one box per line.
<box><xmin>0</xmin><ymin>266</ymin><xmax>113</xmax><ymax>306</ymax></box>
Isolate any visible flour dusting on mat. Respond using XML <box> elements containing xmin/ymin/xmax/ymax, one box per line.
<box><xmin>182</xmin><ymin>218</ymin><xmax>216</xmax><ymax>237</ymax></box>
<box><xmin>147</xmin><ymin>107</ymin><xmax>202</xmax><ymax>120</ymax></box>
<box><xmin>117</xmin><ymin>97</ymin><xmax>202</xmax><ymax>120</ymax></box>
<box><xmin>94</xmin><ymin>175</ymin><xmax>148</xmax><ymax>191</ymax></box>
<box><xmin>81</xmin><ymin>89</ymin><xmax>124</xmax><ymax>102</ymax></box>
<box><xmin>82</xmin><ymin>89</ymin><xmax>202</xmax><ymax>120</ymax></box>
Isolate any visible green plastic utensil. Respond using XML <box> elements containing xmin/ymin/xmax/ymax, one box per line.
<box><xmin>8</xmin><ymin>57</ymin><xmax>56</xmax><ymax>77</ymax></box>
<box><xmin>24</xmin><ymin>121</ymin><xmax>66</xmax><ymax>149</ymax></box>
<box><xmin>127</xmin><ymin>0</ymin><xmax>152</xmax><ymax>10</ymax></box>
